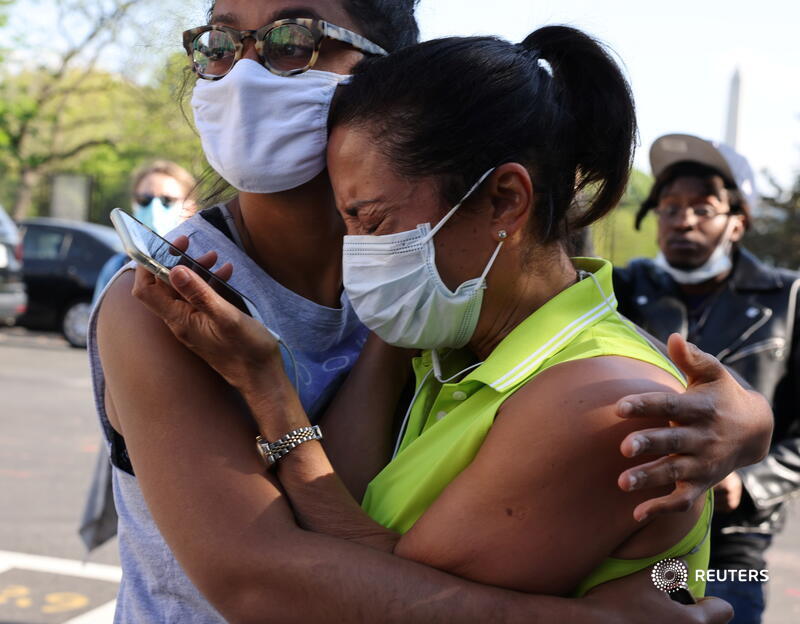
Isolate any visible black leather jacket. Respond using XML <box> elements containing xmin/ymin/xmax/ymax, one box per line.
<box><xmin>614</xmin><ymin>248</ymin><xmax>800</xmax><ymax>544</ymax></box>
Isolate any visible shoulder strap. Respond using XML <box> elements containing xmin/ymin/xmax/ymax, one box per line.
<box><xmin>199</xmin><ymin>205</ymin><xmax>236</xmax><ymax>244</ymax></box>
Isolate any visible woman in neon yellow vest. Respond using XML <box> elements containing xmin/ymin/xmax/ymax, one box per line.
<box><xmin>131</xmin><ymin>25</ymin><xmax>763</xmax><ymax>607</ymax></box>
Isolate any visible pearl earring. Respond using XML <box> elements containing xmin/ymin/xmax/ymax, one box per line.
<box><xmin>498</xmin><ymin>230</ymin><xmax>508</xmax><ymax>240</ymax></box>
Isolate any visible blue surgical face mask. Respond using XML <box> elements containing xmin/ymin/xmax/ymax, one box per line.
<box><xmin>133</xmin><ymin>197</ymin><xmax>184</xmax><ymax>236</ymax></box>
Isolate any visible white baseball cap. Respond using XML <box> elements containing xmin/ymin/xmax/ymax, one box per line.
<box><xmin>649</xmin><ymin>133</ymin><xmax>758</xmax><ymax>211</ymax></box>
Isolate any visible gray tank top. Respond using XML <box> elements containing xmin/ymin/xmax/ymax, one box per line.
<box><xmin>87</xmin><ymin>207</ymin><xmax>368</xmax><ymax>622</ymax></box>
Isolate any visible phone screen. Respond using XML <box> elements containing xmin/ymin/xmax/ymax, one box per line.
<box><xmin>111</xmin><ymin>209</ymin><xmax>254</xmax><ymax>317</ymax></box>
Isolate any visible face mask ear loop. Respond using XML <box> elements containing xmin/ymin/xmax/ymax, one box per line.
<box><xmin>478</xmin><ymin>240</ymin><xmax>505</xmax><ymax>288</ymax></box>
<box><xmin>422</xmin><ymin>168</ymin><xmax>497</xmax><ymax>244</ymax></box>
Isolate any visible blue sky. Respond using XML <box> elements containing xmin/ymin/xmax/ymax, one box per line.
<box><xmin>416</xmin><ymin>0</ymin><xmax>800</xmax><ymax>189</ymax></box>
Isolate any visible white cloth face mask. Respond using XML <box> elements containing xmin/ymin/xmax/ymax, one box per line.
<box><xmin>655</xmin><ymin>218</ymin><xmax>735</xmax><ymax>285</ymax></box>
<box><xmin>342</xmin><ymin>169</ymin><xmax>503</xmax><ymax>350</ymax></box>
<box><xmin>191</xmin><ymin>58</ymin><xmax>349</xmax><ymax>194</ymax></box>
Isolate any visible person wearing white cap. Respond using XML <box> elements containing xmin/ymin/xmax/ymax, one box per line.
<box><xmin>614</xmin><ymin>133</ymin><xmax>800</xmax><ymax>624</ymax></box>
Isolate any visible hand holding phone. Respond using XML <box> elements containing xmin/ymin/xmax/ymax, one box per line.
<box><xmin>110</xmin><ymin>208</ymin><xmax>254</xmax><ymax>317</ymax></box>
<box><xmin>111</xmin><ymin>208</ymin><xmax>297</xmax><ymax>385</ymax></box>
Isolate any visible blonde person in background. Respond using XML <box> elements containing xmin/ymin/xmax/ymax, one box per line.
<box><xmin>93</xmin><ymin>161</ymin><xmax>198</xmax><ymax>306</ymax></box>
<box><xmin>79</xmin><ymin>160</ymin><xmax>197</xmax><ymax>553</ymax></box>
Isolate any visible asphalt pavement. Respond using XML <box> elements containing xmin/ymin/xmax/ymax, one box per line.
<box><xmin>0</xmin><ymin>326</ymin><xmax>798</xmax><ymax>623</ymax></box>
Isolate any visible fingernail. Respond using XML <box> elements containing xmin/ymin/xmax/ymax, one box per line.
<box><xmin>618</xmin><ymin>401</ymin><xmax>633</xmax><ymax>417</ymax></box>
<box><xmin>172</xmin><ymin>267</ymin><xmax>190</xmax><ymax>287</ymax></box>
<box><xmin>628</xmin><ymin>472</ymin><xmax>645</xmax><ymax>490</ymax></box>
<box><xmin>631</xmin><ymin>437</ymin><xmax>644</xmax><ymax>456</ymax></box>
<box><xmin>627</xmin><ymin>473</ymin><xmax>638</xmax><ymax>489</ymax></box>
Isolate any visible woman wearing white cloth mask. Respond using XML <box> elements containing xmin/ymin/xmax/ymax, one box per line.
<box><xmin>125</xmin><ymin>14</ymin><xmax>772</xmax><ymax>620</ymax></box>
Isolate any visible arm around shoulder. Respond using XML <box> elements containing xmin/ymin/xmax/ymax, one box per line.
<box><xmin>395</xmin><ymin>356</ymin><xmax>704</xmax><ymax>595</ymax></box>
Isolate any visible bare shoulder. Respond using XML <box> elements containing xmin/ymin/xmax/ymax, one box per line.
<box><xmin>396</xmin><ymin>356</ymin><xmax>698</xmax><ymax>594</ymax></box>
<box><xmin>96</xmin><ymin>270</ymin><xmax>234</xmax><ymax>435</ymax></box>
<box><xmin>97</xmin><ymin>269</ymin><xmax>166</xmax><ymax>344</ymax></box>
<box><xmin>501</xmin><ymin>355</ymin><xmax>684</xmax><ymax>433</ymax></box>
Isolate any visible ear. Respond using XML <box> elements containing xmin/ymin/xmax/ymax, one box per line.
<box><xmin>486</xmin><ymin>163</ymin><xmax>533</xmax><ymax>242</ymax></box>
<box><xmin>729</xmin><ymin>214</ymin><xmax>746</xmax><ymax>243</ymax></box>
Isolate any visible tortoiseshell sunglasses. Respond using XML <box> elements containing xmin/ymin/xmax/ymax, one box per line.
<box><xmin>183</xmin><ymin>18</ymin><xmax>388</xmax><ymax>80</ymax></box>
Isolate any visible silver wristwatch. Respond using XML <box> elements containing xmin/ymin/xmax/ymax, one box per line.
<box><xmin>256</xmin><ymin>425</ymin><xmax>323</xmax><ymax>467</ymax></box>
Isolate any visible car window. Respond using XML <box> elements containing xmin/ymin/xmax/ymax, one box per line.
<box><xmin>22</xmin><ymin>227</ymin><xmax>70</xmax><ymax>261</ymax></box>
<box><xmin>67</xmin><ymin>232</ymin><xmax>108</xmax><ymax>265</ymax></box>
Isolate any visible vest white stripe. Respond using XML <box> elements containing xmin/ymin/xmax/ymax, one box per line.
<box><xmin>491</xmin><ymin>297</ymin><xmax>616</xmax><ymax>391</ymax></box>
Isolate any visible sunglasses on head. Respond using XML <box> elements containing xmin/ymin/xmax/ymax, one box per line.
<box><xmin>135</xmin><ymin>195</ymin><xmax>181</xmax><ymax>208</ymax></box>
<box><xmin>183</xmin><ymin>18</ymin><xmax>387</xmax><ymax>80</ymax></box>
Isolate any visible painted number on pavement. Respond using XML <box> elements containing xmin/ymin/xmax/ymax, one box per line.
<box><xmin>0</xmin><ymin>584</ymin><xmax>89</xmax><ymax>614</ymax></box>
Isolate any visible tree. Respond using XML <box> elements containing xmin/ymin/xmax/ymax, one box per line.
<box><xmin>0</xmin><ymin>0</ymin><xmax>200</xmax><ymax>220</ymax></box>
<box><xmin>744</xmin><ymin>173</ymin><xmax>800</xmax><ymax>270</ymax></box>
<box><xmin>591</xmin><ymin>168</ymin><xmax>659</xmax><ymax>266</ymax></box>
<box><xmin>75</xmin><ymin>54</ymin><xmax>205</xmax><ymax>223</ymax></box>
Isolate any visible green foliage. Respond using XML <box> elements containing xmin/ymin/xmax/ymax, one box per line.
<box><xmin>592</xmin><ymin>168</ymin><xmax>659</xmax><ymax>267</ymax></box>
<box><xmin>0</xmin><ymin>50</ymin><xmax>203</xmax><ymax>221</ymax></box>
<box><xmin>71</xmin><ymin>54</ymin><xmax>205</xmax><ymax>224</ymax></box>
<box><xmin>743</xmin><ymin>174</ymin><xmax>800</xmax><ymax>270</ymax></box>
<box><xmin>0</xmin><ymin>0</ymin><xmax>205</xmax><ymax>221</ymax></box>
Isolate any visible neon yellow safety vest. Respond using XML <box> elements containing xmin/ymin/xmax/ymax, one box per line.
<box><xmin>362</xmin><ymin>257</ymin><xmax>711</xmax><ymax>597</ymax></box>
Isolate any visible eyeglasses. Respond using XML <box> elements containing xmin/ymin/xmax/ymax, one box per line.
<box><xmin>135</xmin><ymin>194</ymin><xmax>181</xmax><ymax>208</ymax></box>
<box><xmin>653</xmin><ymin>203</ymin><xmax>732</xmax><ymax>222</ymax></box>
<box><xmin>183</xmin><ymin>18</ymin><xmax>388</xmax><ymax>80</ymax></box>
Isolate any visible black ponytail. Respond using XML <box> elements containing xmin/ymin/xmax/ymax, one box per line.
<box><xmin>520</xmin><ymin>26</ymin><xmax>636</xmax><ymax>233</ymax></box>
<box><xmin>331</xmin><ymin>25</ymin><xmax>636</xmax><ymax>244</ymax></box>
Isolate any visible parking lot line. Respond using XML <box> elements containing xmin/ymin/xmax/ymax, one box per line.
<box><xmin>63</xmin><ymin>599</ymin><xmax>117</xmax><ymax>623</ymax></box>
<box><xmin>0</xmin><ymin>551</ymin><xmax>121</xmax><ymax>583</ymax></box>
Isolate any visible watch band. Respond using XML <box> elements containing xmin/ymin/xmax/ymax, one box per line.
<box><xmin>256</xmin><ymin>425</ymin><xmax>323</xmax><ymax>467</ymax></box>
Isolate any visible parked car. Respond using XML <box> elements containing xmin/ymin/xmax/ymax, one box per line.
<box><xmin>0</xmin><ymin>206</ymin><xmax>27</xmax><ymax>325</ymax></box>
<box><xmin>17</xmin><ymin>218</ymin><xmax>123</xmax><ymax>348</ymax></box>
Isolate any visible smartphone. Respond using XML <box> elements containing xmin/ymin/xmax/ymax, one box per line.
<box><xmin>110</xmin><ymin>208</ymin><xmax>257</xmax><ymax>319</ymax></box>
<box><xmin>110</xmin><ymin>208</ymin><xmax>297</xmax><ymax>383</ymax></box>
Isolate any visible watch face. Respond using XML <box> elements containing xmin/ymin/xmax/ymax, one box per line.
<box><xmin>255</xmin><ymin>438</ymin><xmax>270</xmax><ymax>465</ymax></box>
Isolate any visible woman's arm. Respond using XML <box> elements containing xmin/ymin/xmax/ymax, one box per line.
<box><xmin>103</xmin><ymin>271</ymin><xmax>542</xmax><ymax>623</ymax></box>
<box><xmin>155</xmin><ymin>262</ymin><xmax>769</xmax><ymax>521</ymax></box>
<box><xmin>129</xmin><ymin>263</ymin><xmax>701</xmax><ymax>590</ymax></box>
<box><xmin>392</xmin><ymin>356</ymin><xmax>704</xmax><ymax>595</ymax></box>
<box><xmin>124</xmin><ymin>265</ymin><xmax>733</xmax><ymax>624</ymax></box>
<box><xmin>318</xmin><ymin>333</ymin><xmax>414</xmax><ymax>499</ymax></box>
